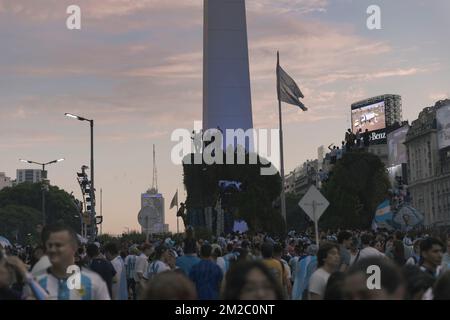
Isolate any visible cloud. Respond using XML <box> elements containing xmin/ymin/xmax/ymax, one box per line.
<box><xmin>429</xmin><ymin>92</ymin><xmax>449</xmax><ymax>102</ymax></box>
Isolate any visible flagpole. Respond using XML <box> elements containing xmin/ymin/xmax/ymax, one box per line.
<box><xmin>277</xmin><ymin>51</ymin><xmax>287</xmax><ymax>233</ymax></box>
<box><xmin>176</xmin><ymin>189</ymin><xmax>179</xmax><ymax>234</ymax></box>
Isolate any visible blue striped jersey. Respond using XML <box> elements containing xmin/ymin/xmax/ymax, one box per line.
<box><xmin>36</xmin><ymin>267</ymin><xmax>110</xmax><ymax>300</ymax></box>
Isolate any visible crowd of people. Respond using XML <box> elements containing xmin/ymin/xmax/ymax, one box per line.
<box><xmin>1</xmin><ymin>224</ymin><xmax>450</xmax><ymax>300</ymax></box>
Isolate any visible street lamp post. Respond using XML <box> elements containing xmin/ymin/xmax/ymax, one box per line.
<box><xmin>19</xmin><ymin>158</ymin><xmax>65</xmax><ymax>225</ymax></box>
<box><xmin>65</xmin><ymin>113</ymin><xmax>96</xmax><ymax>240</ymax></box>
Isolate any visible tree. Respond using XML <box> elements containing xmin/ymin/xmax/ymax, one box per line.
<box><xmin>0</xmin><ymin>205</ymin><xmax>42</xmax><ymax>244</ymax></box>
<box><xmin>0</xmin><ymin>183</ymin><xmax>82</xmax><ymax>244</ymax></box>
<box><xmin>321</xmin><ymin>152</ymin><xmax>390</xmax><ymax>229</ymax></box>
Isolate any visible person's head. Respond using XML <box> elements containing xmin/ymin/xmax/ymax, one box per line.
<box><xmin>141</xmin><ymin>243</ymin><xmax>153</xmax><ymax>257</ymax></box>
<box><xmin>141</xmin><ymin>271</ymin><xmax>197</xmax><ymax>300</ymax></box>
<box><xmin>154</xmin><ymin>244</ymin><xmax>171</xmax><ymax>262</ymax></box>
<box><xmin>361</xmin><ymin>233</ymin><xmax>373</xmax><ymax>247</ymax></box>
<box><xmin>272</xmin><ymin>243</ymin><xmax>283</xmax><ymax>258</ymax></box>
<box><xmin>344</xmin><ymin>257</ymin><xmax>405</xmax><ymax>300</ymax></box>
<box><xmin>324</xmin><ymin>272</ymin><xmax>346</xmax><ymax>300</ymax></box>
<box><xmin>33</xmin><ymin>246</ymin><xmax>45</xmax><ymax>260</ymax></box>
<box><xmin>420</xmin><ymin>237</ymin><xmax>444</xmax><ymax>268</ymax></box>
<box><xmin>374</xmin><ymin>240</ymin><xmax>384</xmax><ymax>253</ymax></box>
<box><xmin>402</xmin><ymin>264</ymin><xmax>435</xmax><ymax>300</ymax></box>
<box><xmin>103</xmin><ymin>242</ymin><xmax>119</xmax><ymax>261</ymax></box>
<box><xmin>200</xmin><ymin>244</ymin><xmax>212</xmax><ymax>259</ymax></box>
<box><xmin>433</xmin><ymin>271</ymin><xmax>450</xmax><ymax>300</ymax></box>
<box><xmin>44</xmin><ymin>224</ymin><xmax>78</xmax><ymax>268</ymax></box>
<box><xmin>317</xmin><ymin>242</ymin><xmax>340</xmax><ymax>269</ymax></box>
<box><xmin>337</xmin><ymin>231</ymin><xmax>352</xmax><ymax>248</ymax></box>
<box><xmin>183</xmin><ymin>239</ymin><xmax>197</xmax><ymax>255</ymax></box>
<box><xmin>86</xmin><ymin>243</ymin><xmax>100</xmax><ymax>258</ymax></box>
<box><xmin>261</xmin><ymin>242</ymin><xmax>273</xmax><ymax>259</ymax></box>
<box><xmin>222</xmin><ymin>261</ymin><xmax>284</xmax><ymax>300</ymax></box>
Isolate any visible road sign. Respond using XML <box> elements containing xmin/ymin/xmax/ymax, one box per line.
<box><xmin>298</xmin><ymin>185</ymin><xmax>329</xmax><ymax>247</ymax></box>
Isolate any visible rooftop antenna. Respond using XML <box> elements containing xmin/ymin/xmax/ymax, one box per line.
<box><xmin>151</xmin><ymin>144</ymin><xmax>158</xmax><ymax>193</ymax></box>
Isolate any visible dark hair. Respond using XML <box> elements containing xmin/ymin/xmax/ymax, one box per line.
<box><xmin>43</xmin><ymin>224</ymin><xmax>78</xmax><ymax>247</ymax></box>
<box><xmin>261</xmin><ymin>242</ymin><xmax>273</xmax><ymax>259</ymax></box>
<box><xmin>86</xmin><ymin>243</ymin><xmax>99</xmax><ymax>258</ymax></box>
<box><xmin>361</xmin><ymin>234</ymin><xmax>373</xmax><ymax>246</ymax></box>
<box><xmin>200</xmin><ymin>244</ymin><xmax>212</xmax><ymax>258</ymax></box>
<box><xmin>402</xmin><ymin>265</ymin><xmax>435</xmax><ymax>300</ymax></box>
<box><xmin>433</xmin><ymin>271</ymin><xmax>450</xmax><ymax>300</ymax></box>
<box><xmin>104</xmin><ymin>242</ymin><xmax>119</xmax><ymax>256</ymax></box>
<box><xmin>183</xmin><ymin>239</ymin><xmax>197</xmax><ymax>255</ymax></box>
<box><xmin>337</xmin><ymin>231</ymin><xmax>352</xmax><ymax>244</ymax></box>
<box><xmin>348</xmin><ymin>257</ymin><xmax>405</xmax><ymax>295</ymax></box>
<box><xmin>317</xmin><ymin>242</ymin><xmax>339</xmax><ymax>268</ymax></box>
<box><xmin>222</xmin><ymin>261</ymin><xmax>284</xmax><ymax>300</ymax></box>
<box><xmin>154</xmin><ymin>244</ymin><xmax>169</xmax><ymax>259</ymax></box>
<box><xmin>273</xmin><ymin>243</ymin><xmax>283</xmax><ymax>257</ymax></box>
<box><xmin>392</xmin><ymin>240</ymin><xmax>405</xmax><ymax>266</ymax></box>
<box><xmin>420</xmin><ymin>237</ymin><xmax>444</xmax><ymax>254</ymax></box>
<box><xmin>324</xmin><ymin>272</ymin><xmax>346</xmax><ymax>300</ymax></box>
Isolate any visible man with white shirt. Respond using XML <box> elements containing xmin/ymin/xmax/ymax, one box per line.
<box><xmin>308</xmin><ymin>242</ymin><xmax>340</xmax><ymax>300</ymax></box>
<box><xmin>104</xmin><ymin>242</ymin><xmax>128</xmax><ymax>300</ymax></box>
<box><xmin>358</xmin><ymin>234</ymin><xmax>385</xmax><ymax>261</ymax></box>
<box><xmin>134</xmin><ymin>243</ymin><xmax>152</xmax><ymax>298</ymax></box>
<box><xmin>36</xmin><ymin>224</ymin><xmax>110</xmax><ymax>300</ymax></box>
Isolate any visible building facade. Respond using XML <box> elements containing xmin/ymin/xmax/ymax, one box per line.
<box><xmin>139</xmin><ymin>188</ymin><xmax>169</xmax><ymax>235</ymax></box>
<box><xmin>16</xmin><ymin>169</ymin><xmax>44</xmax><ymax>184</ymax></box>
<box><xmin>284</xmin><ymin>160</ymin><xmax>318</xmax><ymax>197</ymax></box>
<box><xmin>404</xmin><ymin>100</ymin><xmax>450</xmax><ymax>227</ymax></box>
<box><xmin>0</xmin><ymin>172</ymin><xmax>12</xmax><ymax>190</ymax></box>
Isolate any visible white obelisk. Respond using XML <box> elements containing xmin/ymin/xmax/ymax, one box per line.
<box><xmin>203</xmin><ymin>0</ymin><xmax>254</xmax><ymax>148</ymax></box>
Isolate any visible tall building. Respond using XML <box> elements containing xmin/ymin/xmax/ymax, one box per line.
<box><xmin>137</xmin><ymin>145</ymin><xmax>169</xmax><ymax>235</ymax></box>
<box><xmin>203</xmin><ymin>0</ymin><xmax>253</xmax><ymax>148</ymax></box>
<box><xmin>404</xmin><ymin>99</ymin><xmax>450</xmax><ymax>227</ymax></box>
<box><xmin>0</xmin><ymin>172</ymin><xmax>12</xmax><ymax>190</ymax></box>
<box><xmin>139</xmin><ymin>188</ymin><xmax>168</xmax><ymax>234</ymax></box>
<box><xmin>351</xmin><ymin>94</ymin><xmax>403</xmax><ymax>165</ymax></box>
<box><xmin>16</xmin><ymin>169</ymin><xmax>45</xmax><ymax>184</ymax></box>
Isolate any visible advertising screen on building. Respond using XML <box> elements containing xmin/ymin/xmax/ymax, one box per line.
<box><xmin>437</xmin><ymin>103</ymin><xmax>450</xmax><ymax>150</ymax></box>
<box><xmin>352</xmin><ymin>101</ymin><xmax>386</xmax><ymax>133</ymax></box>
<box><xmin>388</xmin><ymin>125</ymin><xmax>409</xmax><ymax>166</ymax></box>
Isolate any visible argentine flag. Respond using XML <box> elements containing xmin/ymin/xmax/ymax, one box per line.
<box><xmin>373</xmin><ymin>199</ymin><xmax>394</xmax><ymax>230</ymax></box>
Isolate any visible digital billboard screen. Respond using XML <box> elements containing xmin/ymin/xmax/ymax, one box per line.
<box><xmin>352</xmin><ymin>101</ymin><xmax>386</xmax><ymax>133</ymax></box>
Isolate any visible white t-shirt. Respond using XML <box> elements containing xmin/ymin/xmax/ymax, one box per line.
<box><xmin>359</xmin><ymin>247</ymin><xmax>385</xmax><ymax>261</ymax></box>
<box><xmin>134</xmin><ymin>253</ymin><xmax>148</xmax><ymax>282</ymax></box>
<box><xmin>308</xmin><ymin>268</ymin><xmax>331</xmax><ymax>299</ymax></box>
<box><xmin>143</xmin><ymin>260</ymin><xmax>170</xmax><ymax>279</ymax></box>
<box><xmin>110</xmin><ymin>256</ymin><xmax>125</xmax><ymax>300</ymax></box>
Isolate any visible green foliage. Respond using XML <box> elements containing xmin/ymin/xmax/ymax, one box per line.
<box><xmin>182</xmin><ymin>150</ymin><xmax>284</xmax><ymax>235</ymax></box>
<box><xmin>285</xmin><ymin>193</ymin><xmax>311</xmax><ymax>232</ymax></box>
<box><xmin>321</xmin><ymin>151</ymin><xmax>390</xmax><ymax>229</ymax></box>
<box><xmin>0</xmin><ymin>205</ymin><xmax>42</xmax><ymax>244</ymax></box>
<box><xmin>0</xmin><ymin>183</ymin><xmax>82</xmax><ymax>244</ymax></box>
